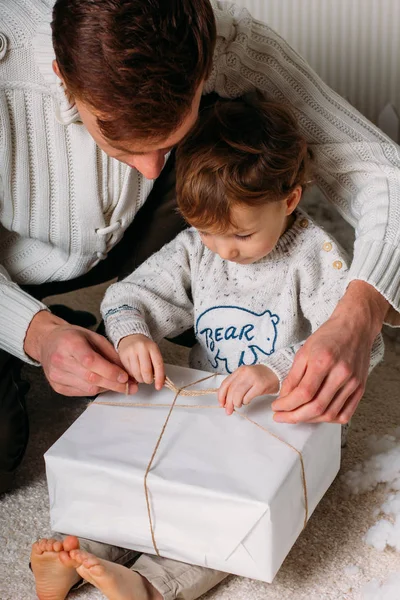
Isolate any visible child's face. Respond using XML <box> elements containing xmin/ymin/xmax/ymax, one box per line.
<box><xmin>197</xmin><ymin>193</ymin><xmax>300</xmax><ymax>264</ymax></box>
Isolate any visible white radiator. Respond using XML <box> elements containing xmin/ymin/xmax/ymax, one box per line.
<box><xmin>235</xmin><ymin>0</ymin><xmax>400</xmax><ymax>142</ymax></box>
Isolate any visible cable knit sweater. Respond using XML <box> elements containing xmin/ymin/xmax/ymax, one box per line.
<box><xmin>1</xmin><ymin>0</ymin><xmax>400</xmax><ymax>363</ymax></box>
<box><xmin>101</xmin><ymin>211</ymin><xmax>384</xmax><ymax>382</ymax></box>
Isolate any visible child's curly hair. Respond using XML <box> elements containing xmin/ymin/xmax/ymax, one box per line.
<box><xmin>176</xmin><ymin>95</ymin><xmax>311</xmax><ymax>232</ymax></box>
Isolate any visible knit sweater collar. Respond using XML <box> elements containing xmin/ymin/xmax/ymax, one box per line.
<box><xmin>32</xmin><ymin>10</ymin><xmax>80</xmax><ymax>125</ymax></box>
<box><xmin>272</xmin><ymin>209</ymin><xmax>310</xmax><ymax>256</ymax></box>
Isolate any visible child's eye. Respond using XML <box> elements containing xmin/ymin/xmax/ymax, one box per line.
<box><xmin>235</xmin><ymin>233</ymin><xmax>253</xmax><ymax>241</ymax></box>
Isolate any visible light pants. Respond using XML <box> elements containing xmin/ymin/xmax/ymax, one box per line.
<box><xmin>72</xmin><ymin>537</ymin><xmax>228</xmax><ymax>600</ymax></box>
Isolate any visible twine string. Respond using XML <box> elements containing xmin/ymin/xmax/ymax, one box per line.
<box><xmin>92</xmin><ymin>374</ymin><xmax>308</xmax><ymax>556</ymax></box>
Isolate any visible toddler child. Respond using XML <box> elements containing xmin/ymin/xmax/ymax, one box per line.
<box><xmin>101</xmin><ymin>96</ymin><xmax>383</xmax><ymax>417</ymax></box>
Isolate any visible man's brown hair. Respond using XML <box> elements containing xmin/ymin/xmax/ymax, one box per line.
<box><xmin>176</xmin><ymin>96</ymin><xmax>311</xmax><ymax>232</ymax></box>
<box><xmin>52</xmin><ymin>0</ymin><xmax>216</xmax><ymax>142</ymax></box>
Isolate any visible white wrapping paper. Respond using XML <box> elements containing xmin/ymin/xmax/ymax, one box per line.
<box><xmin>45</xmin><ymin>364</ymin><xmax>341</xmax><ymax>582</ymax></box>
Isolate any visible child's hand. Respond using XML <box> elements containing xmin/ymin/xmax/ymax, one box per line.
<box><xmin>118</xmin><ymin>334</ymin><xmax>165</xmax><ymax>390</ymax></box>
<box><xmin>218</xmin><ymin>365</ymin><xmax>280</xmax><ymax>415</ymax></box>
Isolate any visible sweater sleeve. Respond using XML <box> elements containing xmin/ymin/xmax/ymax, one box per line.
<box><xmin>101</xmin><ymin>230</ymin><xmax>199</xmax><ymax>348</ymax></box>
<box><xmin>262</xmin><ymin>235</ymin><xmax>384</xmax><ymax>387</ymax></box>
<box><xmin>0</xmin><ymin>266</ymin><xmax>49</xmax><ymax>364</ymax></box>
<box><xmin>206</xmin><ymin>1</ymin><xmax>400</xmax><ymax>316</ymax></box>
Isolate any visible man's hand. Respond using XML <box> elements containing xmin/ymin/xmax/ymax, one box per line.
<box><xmin>118</xmin><ymin>334</ymin><xmax>165</xmax><ymax>390</ymax></box>
<box><xmin>272</xmin><ymin>281</ymin><xmax>389</xmax><ymax>424</ymax></box>
<box><xmin>24</xmin><ymin>310</ymin><xmax>137</xmax><ymax>397</ymax></box>
<box><xmin>218</xmin><ymin>364</ymin><xmax>280</xmax><ymax>416</ymax></box>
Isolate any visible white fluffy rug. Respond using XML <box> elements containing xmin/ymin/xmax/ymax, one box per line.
<box><xmin>2</xmin><ymin>190</ymin><xmax>400</xmax><ymax>600</ymax></box>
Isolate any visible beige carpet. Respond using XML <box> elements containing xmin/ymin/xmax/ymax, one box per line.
<box><xmin>1</xmin><ymin>193</ymin><xmax>400</xmax><ymax>599</ymax></box>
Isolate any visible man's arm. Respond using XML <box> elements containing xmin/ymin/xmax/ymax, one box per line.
<box><xmin>272</xmin><ymin>280</ymin><xmax>388</xmax><ymax>423</ymax></box>
<box><xmin>0</xmin><ymin>265</ymin><xmax>51</xmax><ymax>365</ymax></box>
<box><xmin>268</xmin><ymin>232</ymin><xmax>387</xmax><ymax>424</ymax></box>
<box><xmin>0</xmin><ymin>266</ymin><xmax>131</xmax><ymax>396</ymax></box>
<box><xmin>206</xmin><ymin>1</ymin><xmax>399</xmax><ymax>419</ymax></box>
<box><xmin>262</xmin><ymin>231</ymin><xmax>386</xmax><ymax>424</ymax></box>
<box><xmin>24</xmin><ymin>309</ymin><xmax>133</xmax><ymax>397</ymax></box>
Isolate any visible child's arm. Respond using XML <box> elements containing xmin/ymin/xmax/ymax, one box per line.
<box><xmin>218</xmin><ymin>364</ymin><xmax>280</xmax><ymax>415</ymax></box>
<box><xmin>100</xmin><ymin>230</ymin><xmax>200</xmax><ymax>382</ymax></box>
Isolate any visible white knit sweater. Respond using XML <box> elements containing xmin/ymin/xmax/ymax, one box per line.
<box><xmin>1</xmin><ymin>0</ymin><xmax>400</xmax><ymax>363</ymax></box>
<box><xmin>101</xmin><ymin>211</ymin><xmax>384</xmax><ymax>382</ymax></box>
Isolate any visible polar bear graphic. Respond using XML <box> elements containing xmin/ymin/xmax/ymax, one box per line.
<box><xmin>195</xmin><ymin>305</ymin><xmax>280</xmax><ymax>374</ymax></box>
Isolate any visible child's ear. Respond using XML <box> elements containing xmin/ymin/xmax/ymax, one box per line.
<box><xmin>285</xmin><ymin>186</ymin><xmax>302</xmax><ymax>215</ymax></box>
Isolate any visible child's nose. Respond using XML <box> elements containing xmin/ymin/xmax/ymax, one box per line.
<box><xmin>217</xmin><ymin>244</ymin><xmax>239</xmax><ymax>261</ymax></box>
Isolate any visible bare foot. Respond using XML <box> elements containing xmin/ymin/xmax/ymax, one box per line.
<box><xmin>31</xmin><ymin>536</ymin><xmax>81</xmax><ymax>600</ymax></box>
<box><xmin>70</xmin><ymin>549</ymin><xmax>162</xmax><ymax>600</ymax></box>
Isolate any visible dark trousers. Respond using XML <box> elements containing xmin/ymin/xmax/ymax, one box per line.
<box><xmin>0</xmin><ymin>150</ymin><xmax>187</xmax><ymax>495</ymax></box>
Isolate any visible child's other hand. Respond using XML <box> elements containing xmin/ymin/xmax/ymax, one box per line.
<box><xmin>118</xmin><ymin>334</ymin><xmax>165</xmax><ymax>390</ymax></box>
<box><xmin>218</xmin><ymin>365</ymin><xmax>279</xmax><ymax>415</ymax></box>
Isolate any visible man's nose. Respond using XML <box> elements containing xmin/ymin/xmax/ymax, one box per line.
<box><xmin>131</xmin><ymin>151</ymin><xmax>167</xmax><ymax>180</ymax></box>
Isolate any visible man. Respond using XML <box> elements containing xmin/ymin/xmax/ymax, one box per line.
<box><xmin>0</xmin><ymin>0</ymin><xmax>397</xmax><ymax>501</ymax></box>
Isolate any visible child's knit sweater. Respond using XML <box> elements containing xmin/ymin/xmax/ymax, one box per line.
<box><xmin>101</xmin><ymin>211</ymin><xmax>384</xmax><ymax>382</ymax></box>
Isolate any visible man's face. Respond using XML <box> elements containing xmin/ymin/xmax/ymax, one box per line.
<box><xmin>53</xmin><ymin>62</ymin><xmax>203</xmax><ymax>180</ymax></box>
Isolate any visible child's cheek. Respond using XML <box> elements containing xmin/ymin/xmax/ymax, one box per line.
<box><xmin>256</xmin><ymin>240</ymin><xmax>273</xmax><ymax>258</ymax></box>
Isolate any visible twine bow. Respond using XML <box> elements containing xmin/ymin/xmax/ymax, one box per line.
<box><xmin>92</xmin><ymin>374</ymin><xmax>308</xmax><ymax>556</ymax></box>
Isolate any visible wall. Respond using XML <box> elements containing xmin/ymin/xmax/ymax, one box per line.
<box><xmin>235</xmin><ymin>0</ymin><xmax>400</xmax><ymax>142</ymax></box>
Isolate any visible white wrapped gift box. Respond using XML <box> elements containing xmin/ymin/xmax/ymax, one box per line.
<box><xmin>45</xmin><ymin>364</ymin><xmax>341</xmax><ymax>583</ymax></box>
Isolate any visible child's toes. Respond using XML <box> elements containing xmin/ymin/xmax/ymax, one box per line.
<box><xmin>69</xmin><ymin>549</ymin><xmax>87</xmax><ymax>564</ymax></box>
<box><xmin>77</xmin><ymin>551</ymin><xmax>97</xmax><ymax>567</ymax></box>
<box><xmin>62</xmin><ymin>535</ymin><xmax>80</xmax><ymax>553</ymax></box>
<box><xmin>71</xmin><ymin>549</ymin><xmax>103</xmax><ymax>573</ymax></box>
<box><xmin>59</xmin><ymin>550</ymin><xmax>81</xmax><ymax>569</ymax></box>
<box><xmin>45</xmin><ymin>538</ymin><xmax>58</xmax><ymax>552</ymax></box>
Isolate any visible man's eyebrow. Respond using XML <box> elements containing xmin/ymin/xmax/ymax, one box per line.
<box><xmin>111</xmin><ymin>143</ymin><xmax>173</xmax><ymax>156</ymax></box>
<box><xmin>112</xmin><ymin>142</ymin><xmax>143</xmax><ymax>154</ymax></box>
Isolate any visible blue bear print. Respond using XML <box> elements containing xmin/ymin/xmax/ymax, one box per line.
<box><xmin>195</xmin><ymin>305</ymin><xmax>280</xmax><ymax>374</ymax></box>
